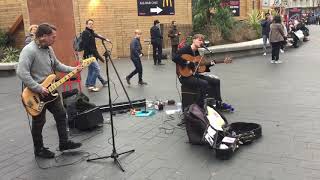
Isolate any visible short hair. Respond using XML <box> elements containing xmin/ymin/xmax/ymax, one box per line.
<box><xmin>86</xmin><ymin>19</ymin><xmax>94</xmax><ymax>25</ymax></box>
<box><xmin>134</xmin><ymin>29</ymin><xmax>142</xmax><ymax>35</ymax></box>
<box><xmin>154</xmin><ymin>20</ymin><xmax>160</xmax><ymax>25</ymax></box>
<box><xmin>273</xmin><ymin>15</ymin><xmax>282</xmax><ymax>23</ymax></box>
<box><xmin>265</xmin><ymin>12</ymin><xmax>270</xmax><ymax>16</ymax></box>
<box><xmin>171</xmin><ymin>20</ymin><xmax>176</xmax><ymax>25</ymax></box>
<box><xmin>28</xmin><ymin>24</ymin><xmax>38</xmax><ymax>32</ymax></box>
<box><xmin>192</xmin><ymin>34</ymin><xmax>205</xmax><ymax>41</ymax></box>
<box><xmin>35</xmin><ymin>23</ymin><xmax>56</xmax><ymax>38</ymax></box>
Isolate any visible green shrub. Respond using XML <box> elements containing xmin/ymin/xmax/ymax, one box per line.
<box><xmin>247</xmin><ymin>10</ymin><xmax>263</xmax><ymax>37</ymax></box>
<box><xmin>0</xmin><ymin>30</ymin><xmax>7</xmax><ymax>47</ymax></box>
<box><xmin>0</xmin><ymin>47</ymin><xmax>20</xmax><ymax>63</ymax></box>
<box><xmin>211</xmin><ymin>7</ymin><xmax>235</xmax><ymax>39</ymax></box>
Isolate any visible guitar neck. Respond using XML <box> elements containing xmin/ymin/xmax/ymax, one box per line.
<box><xmin>46</xmin><ymin>57</ymin><xmax>96</xmax><ymax>93</ymax></box>
<box><xmin>48</xmin><ymin>69</ymin><xmax>80</xmax><ymax>93</ymax></box>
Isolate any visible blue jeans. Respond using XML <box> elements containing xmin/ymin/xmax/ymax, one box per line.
<box><xmin>262</xmin><ymin>35</ymin><xmax>269</xmax><ymax>53</ymax></box>
<box><xmin>85</xmin><ymin>60</ymin><xmax>106</xmax><ymax>87</ymax></box>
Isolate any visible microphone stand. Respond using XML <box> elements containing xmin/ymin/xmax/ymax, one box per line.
<box><xmin>87</xmin><ymin>40</ymin><xmax>135</xmax><ymax>172</ymax></box>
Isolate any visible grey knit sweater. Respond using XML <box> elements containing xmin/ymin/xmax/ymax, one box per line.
<box><xmin>16</xmin><ymin>41</ymin><xmax>75</xmax><ymax>93</ymax></box>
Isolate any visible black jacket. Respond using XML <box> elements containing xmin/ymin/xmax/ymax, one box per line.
<box><xmin>173</xmin><ymin>45</ymin><xmax>212</xmax><ymax>73</ymax></box>
<box><xmin>150</xmin><ymin>25</ymin><xmax>163</xmax><ymax>45</ymax></box>
<box><xmin>130</xmin><ymin>37</ymin><xmax>142</xmax><ymax>60</ymax></box>
<box><xmin>82</xmin><ymin>27</ymin><xmax>103</xmax><ymax>58</ymax></box>
<box><xmin>261</xmin><ymin>19</ymin><xmax>272</xmax><ymax>36</ymax></box>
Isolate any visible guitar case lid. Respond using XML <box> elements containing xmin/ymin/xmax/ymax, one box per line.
<box><xmin>226</xmin><ymin>122</ymin><xmax>262</xmax><ymax>145</ymax></box>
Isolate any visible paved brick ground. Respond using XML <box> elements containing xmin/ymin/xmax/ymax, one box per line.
<box><xmin>0</xmin><ymin>26</ymin><xmax>319</xmax><ymax>180</ymax></box>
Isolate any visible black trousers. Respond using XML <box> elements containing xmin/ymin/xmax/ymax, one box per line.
<box><xmin>127</xmin><ymin>58</ymin><xmax>143</xmax><ymax>82</ymax></box>
<box><xmin>271</xmin><ymin>41</ymin><xmax>281</xmax><ymax>61</ymax></box>
<box><xmin>32</xmin><ymin>95</ymin><xmax>68</xmax><ymax>149</ymax></box>
<box><xmin>180</xmin><ymin>74</ymin><xmax>222</xmax><ymax>106</ymax></box>
<box><xmin>171</xmin><ymin>45</ymin><xmax>178</xmax><ymax>59</ymax></box>
<box><xmin>152</xmin><ymin>42</ymin><xmax>162</xmax><ymax>64</ymax></box>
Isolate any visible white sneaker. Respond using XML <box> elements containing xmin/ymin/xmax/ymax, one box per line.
<box><xmin>275</xmin><ymin>60</ymin><xmax>282</xmax><ymax>64</ymax></box>
<box><xmin>263</xmin><ymin>52</ymin><xmax>267</xmax><ymax>56</ymax></box>
<box><xmin>280</xmin><ymin>49</ymin><xmax>284</xmax><ymax>53</ymax></box>
<box><xmin>270</xmin><ymin>60</ymin><xmax>275</xmax><ymax>64</ymax></box>
<box><xmin>88</xmin><ymin>86</ymin><xmax>100</xmax><ymax>92</ymax></box>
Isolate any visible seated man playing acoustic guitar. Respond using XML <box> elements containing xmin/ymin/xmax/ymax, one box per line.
<box><xmin>16</xmin><ymin>23</ymin><xmax>82</xmax><ymax>159</ymax></box>
<box><xmin>172</xmin><ymin>34</ymin><xmax>231</xmax><ymax>110</ymax></box>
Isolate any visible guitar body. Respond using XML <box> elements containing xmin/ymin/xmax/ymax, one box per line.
<box><xmin>177</xmin><ymin>54</ymin><xmax>232</xmax><ymax>77</ymax></box>
<box><xmin>22</xmin><ymin>74</ymin><xmax>59</xmax><ymax>117</ymax></box>
<box><xmin>20</xmin><ymin>57</ymin><xmax>95</xmax><ymax>117</ymax></box>
<box><xmin>177</xmin><ymin>65</ymin><xmax>193</xmax><ymax>77</ymax></box>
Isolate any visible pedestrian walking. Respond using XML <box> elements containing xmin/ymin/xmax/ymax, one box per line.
<box><xmin>269</xmin><ymin>15</ymin><xmax>286</xmax><ymax>64</ymax></box>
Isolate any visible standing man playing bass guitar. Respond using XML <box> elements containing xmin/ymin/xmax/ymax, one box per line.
<box><xmin>172</xmin><ymin>34</ymin><xmax>231</xmax><ymax>110</ymax></box>
<box><xmin>16</xmin><ymin>23</ymin><xmax>82</xmax><ymax>159</ymax></box>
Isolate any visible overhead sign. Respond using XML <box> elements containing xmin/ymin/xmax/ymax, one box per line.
<box><xmin>137</xmin><ymin>0</ymin><xmax>175</xmax><ymax>16</ymax></box>
<box><xmin>220</xmin><ymin>0</ymin><xmax>240</xmax><ymax>16</ymax></box>
<box><xmin>262</xmin><ymin>0</ymin><xmax>270</xmax><ymax>7</ymax></box>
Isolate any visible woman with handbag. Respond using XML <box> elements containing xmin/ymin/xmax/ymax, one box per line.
<box><xmin>269</xmin><ymin>15</ymin><xmax>286</xmax><ymax>64</ymax></box>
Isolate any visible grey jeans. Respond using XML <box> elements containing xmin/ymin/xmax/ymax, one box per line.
<box><xmin>262</xmin><ymin>35</ymin><xmax>269</xmax><ymax>53</ymax></box>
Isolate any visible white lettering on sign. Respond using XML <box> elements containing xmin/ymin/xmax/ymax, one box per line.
<box><xmin>140</xmin><ymin>1</ymin><xmax>158</xmax><ymax>5</ymax></box>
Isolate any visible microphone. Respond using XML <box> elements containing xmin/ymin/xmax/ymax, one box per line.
<box><xmin>201</xmin><ymin>45</ymin><xmax>214</xmax><ymax>54</ymax></box>
<box><xmin>97</xmin><ymin>34</ymin><xmax>112</xmax><ymax>43</ymax></box>
<box><xmin>103</xmin><ymin>38</ymin><xmax>112</xmax><ymax>43</ymax></box>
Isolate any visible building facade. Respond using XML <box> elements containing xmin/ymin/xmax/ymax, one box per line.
<box><xmin>1</xmin><ymin>0</ymin><xmax>263</xmax><ymax>63</ymax></box>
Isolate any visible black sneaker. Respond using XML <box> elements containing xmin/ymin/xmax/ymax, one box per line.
<box><xmin>35</xmin><ymin>147</ymin><xmax>55</xmax><ymax>159</ymax></box>
<box><xmin>138</xmin><ymin>81</ymin><xmax>148</xmax><ymax>85</ymax></box>
<box><xmin>102</xmin><ymin>80</ymin><xmax>108</xmax><ymax>87</ymax></box>
<box><xmin>126</xmin><ymin>76</ymin><xmax>131</xmax><ymax>85</ymax></box>
<box><xmin>59</xmin><ymin>140</ymin><xmax>82</xmax><ymax>151</ymax></box>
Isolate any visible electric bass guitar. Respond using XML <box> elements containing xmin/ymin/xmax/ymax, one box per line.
<box><xmin>177</xmin><ymin>54</ymin><xmax>232</xmax><ymax>77</ymax></box>
<box><xmin>21</xmin><ymin>57</ymin><xmax>96</xmax><ymax>117</ymax></box>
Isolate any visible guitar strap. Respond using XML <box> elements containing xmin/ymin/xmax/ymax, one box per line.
<box><xmin>47</xmin><ymin>48</ymin><xmax>56</xmax><ymax>74</ymax></box>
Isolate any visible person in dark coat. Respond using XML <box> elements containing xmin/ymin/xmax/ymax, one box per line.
<box><xmin>168</xmin><ymin>20</ymin><xmax>181</xmax><ymax>59</ymax></box>
<box><xmin>126</xmin><ymin>29</ymin><xmax>147</xmax><ymax>85</ymax></box>
<box><xmin>82</xmin><ymin>19</ymin><xmax>108</xmax><ymax>92</ymax></box>
<box><xmin>150</xmin><ymin>20</ymin><xmax>164</xmax><ymax>65</ymax></box>
<box><xmin>172</xmin><ymin>34</ymin><xmax>232</xmax><ymax>110</ymax></box>
<box><xmin>261</xmin><ymin>13</ymin><xmax>272</xmax><ymax>56</ymax></box>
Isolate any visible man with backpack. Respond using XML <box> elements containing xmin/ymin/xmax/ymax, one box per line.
<box><xmin>82</xmin><ymin>19</ymin><xmax>109</xmax><ymax>92</ymax></box>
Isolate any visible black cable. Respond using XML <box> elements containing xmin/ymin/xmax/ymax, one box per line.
<box><xmin>158</xmin><ymin>113</ymin><xmax>185</xmax><ymax>135</ymax></box>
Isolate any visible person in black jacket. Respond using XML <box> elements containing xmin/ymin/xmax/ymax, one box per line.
<box><xmin>150</xmin><ymin>20</ymin><xmax>164</xmax><ymax>65</ymax></box>
<box><xmin>261</xmin><ymin>13</ymin><xmax>272</xmax><ymax>56</ymax></box>
<box><xmin>168</xmin><ymin>21</ymin><xmax>181</xmax><ymax>59</ymax></box>
<box><xmin>173</xmin><ymin>34</ymin><xmax>231</xmax><ymax>110</ymax></box>
<box><xmin>82</xmin><ymin>19</ymin><xmax>108</xmax><ymax>92</ymax></box>
<box><xmin>125</xmin><ymin>30</ymin><xmax>147</xmax><ymax>85</ymax></box>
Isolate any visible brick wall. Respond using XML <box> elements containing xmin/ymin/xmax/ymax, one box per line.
<box><xmin>0</xmin><ymin>0</ymin><xmax>24</xmax><ymax>49</ymax></box>
<box><xmin>73</xmin><ymin>0</ymin><xmax>193</xmax><ymax>58</ymax></box>
<box><xmin>1</xmin><ymin>0</ymin><xmax>261</xmax><ymax>55</ymax></box>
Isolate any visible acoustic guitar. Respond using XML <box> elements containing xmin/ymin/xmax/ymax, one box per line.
<box><xmin>21</xmin><ymin>57</ymin><xmax>96</xmax><ymax>117</ymax></box>
<box><xmin>177</xmin><ymin>54</ymin><xmax>232</xmax><ymax>77</ymax></box>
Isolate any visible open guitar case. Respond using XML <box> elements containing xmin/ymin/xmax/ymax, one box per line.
<box><xmin>184</xmin><ymin>101</ymin><xmax>262</xmax><ymax>160</ymax></box>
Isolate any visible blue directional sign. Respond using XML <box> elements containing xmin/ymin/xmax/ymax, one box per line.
<box><xmin>137</xmin><ymin>0</ymin><xmax>175</xmax><ymax>16</ymax></box>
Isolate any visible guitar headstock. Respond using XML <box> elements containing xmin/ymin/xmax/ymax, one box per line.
<box><xmin>224</xmin><ymin>55</ymin><xmax>232</xmax><ymax>64</ymax></box>
<box><xmin>81</xmin><ymin>57</ymin><xmax>96</xmax><ymax>67</ymax></box>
